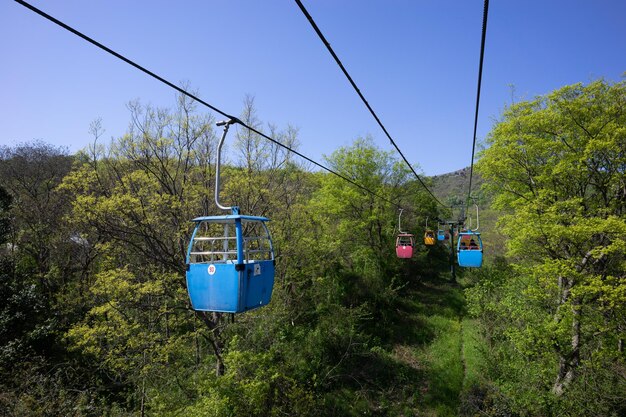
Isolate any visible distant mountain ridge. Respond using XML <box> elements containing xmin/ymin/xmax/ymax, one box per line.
<box><xmin>428</xmin><ymin>167</ymin><xmax>507</xmax><ymax>260</ymax></box>
<box><xmin>428</xmin><ymin>167</ymin><xmax>485</xmax><ymax>207</ymax></box>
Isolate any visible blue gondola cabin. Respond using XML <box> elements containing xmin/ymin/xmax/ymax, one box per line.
<box><xmin>456</xmin><ymin>231</ymin><xmax>483</xmax><ymax>268</ymax></box>
<box><xmin>186</xmin><ymin>214</ymin><xmax>275</xmax><ymax>313</ymax></box>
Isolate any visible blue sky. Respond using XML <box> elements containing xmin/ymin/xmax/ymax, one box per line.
<box><xmin>1</xmin><ymin>0</ymin><xmax>624</xmax><ymax>175</ymax></box>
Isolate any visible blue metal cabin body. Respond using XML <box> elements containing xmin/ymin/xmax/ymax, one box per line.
<box><xmin>185</xmin><ymin>213</ymin><xmax>275</xmax><ymax>313</ymax></box>
<box><xmin>437</xmin><ymin>229</ymin><xmax>446</xmax><ymax>241</ymax></box>
<box><xmin>456</xmin><ymin>231</ymin><xmax>483</xmax><ymax>268</ymax></box>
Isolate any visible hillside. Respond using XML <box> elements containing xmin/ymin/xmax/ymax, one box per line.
<box><xmin>429</xmin><ymin>168</ymin><xmax>507</xmax><ymax>260</ymax></box>
<box><xmin>429</xmin><ymin>167</ymin><xmax>484</xmax><ymax>208</ymax></box>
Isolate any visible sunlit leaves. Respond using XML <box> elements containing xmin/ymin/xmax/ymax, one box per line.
<box><xmin>474</xmin><ymin>79</ymin><xmax>626</xmax><ymax>400</ymax></box>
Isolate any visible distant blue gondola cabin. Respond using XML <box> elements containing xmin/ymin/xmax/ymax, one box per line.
<box><xmin>185</xmin><ymin>214</ymin><xmax>275</xmax><ymax>313</ymax></box>
<box><xmin>456</xmin><ymin>231</ymin><xmax>483</xmax><ymax>268</ymax></box>
<box><xmin>437</xmin><ymin>229</ymin><xmax>446</xmax><ymax>241</ymax></box>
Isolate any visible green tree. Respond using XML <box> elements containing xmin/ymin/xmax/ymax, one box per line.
<box><xmin>61</xmin><ymin>94</ymin><xmax>321</xmax><ymax>415</ymax></box>
<box><xmin>0</xmin><ymin>142</ymin><xmax>74</xmax><ymax>293</ymax></box>
<box><xmin>308</xmin><ymin>137</ymin><xmax>437</xmax><ymax>346</ymax></box>
<box><xmin>476</xmin><ymin>79</ymin><xmax>626</xmax><ymax>406</ymax></box>
<box><xmin>61</xmin><ymin>95</ymin><xmax>222</xmax><ymax>412</ymax></box>
<box><xmin>0</xmin><ymin>143</ymin><xmax>76</xmax><ymax>365</ymax></box>
<box><xmin>0</xmin><ymin>143</ymin><xmax>124</xmax><ymax>416</ymax></box>
<box><xmin>311</xmin><ymin>136</ymin><xmax>434</xmax><ymax>270</ymax></box>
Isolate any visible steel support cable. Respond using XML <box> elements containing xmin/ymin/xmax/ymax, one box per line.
<box><xmin>294</xmin><ymin>0</ymin><xmax>446</xmax><ymax>208</ymax></box>
<box><xmin>466</xmin><ymin>0</ymin><xmax>489</xmax><ymax>208</ymax></box>
<box><xmin>14</xmin><ymin>0</ymin><xmax>413</xmax><ymax>214</ymax></box>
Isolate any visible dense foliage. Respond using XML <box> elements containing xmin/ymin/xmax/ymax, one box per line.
<box><xmin>467</xmin><ymin>79</ymin><xmax>626</xmax><ymax>416</ymax></box>
<box><xmin>0</xmin><ymin>96</ymin><xmax>449</xmax><ymax>416</ymax></box>
<box><xmin>1</xmin><ymin>78</ymin><xmax>624</xmax><ymax>416</ymax></box>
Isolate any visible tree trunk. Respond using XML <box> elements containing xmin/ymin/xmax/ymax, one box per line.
<box><xmin>196</xmin><ymin>311</ymin><xmax>226</xmax><ymax>376</ymax></box>
<box><xmin>552</xmin><ymin>298</ymin><xmax>581</xmax><ymax>395</ymax></box>
<box><xmin>140</xmin><ymin>352</ymin><xmax>147</xmax><ymax>417</ymax></box>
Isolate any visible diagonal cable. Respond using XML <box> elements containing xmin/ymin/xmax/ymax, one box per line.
<box><xmin>466</xmin><ymin>0</ymin><xmax>489</xmax><ymax>207</ymax></box>
<box><xmin>294</xmin><ymin>0</ymin><xmax>445</xmax><ymax>208</ymax></box>
<box><xmin>13</xmin><ymin>0</ymin><xmax>413</xmax><ymax>213</ymax></box>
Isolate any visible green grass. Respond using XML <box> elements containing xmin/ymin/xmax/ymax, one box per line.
<box><xmin>417</xmin><ymin>315</ymin><xmax>464</xmax><ymax>416</ymax></box>
<box><xmin>344</xmin><ymin>271</ymin><xmax>490</xmax><ymax>416</ymax></box>
<box><xmin>393</xmin><ymin>275</ymin><xmax>467</xmax><ymax>416</ymax></box>
<box><xmin>460</xmin><ymin>318</ymin><xmax>486</xmax><ymax>390</ymax></box>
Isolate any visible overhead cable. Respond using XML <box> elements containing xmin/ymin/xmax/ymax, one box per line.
<box><xmin>294</xmin><ymin>0</ymin><xmax>446</xmax><ymax>208</ymax></box>
<box><xmin>466</xmin><ymin>0</ymin><xmax>489</xmax><ymax>207</ymax></box>
<box><xmin>14</xmin><ymin>0</ymin><xmax>413</xmax><ymax>213</ymax></box>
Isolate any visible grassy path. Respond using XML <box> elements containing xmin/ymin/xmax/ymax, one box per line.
<box><xmin>460</xmin><ymin>316</ymin><xmax>468</xmax><ymax>393</ymax></box>
<box><xmin>391</xmin><ymin>274</ymin><xmax>486</xmax><ymax>416</ymax></box>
